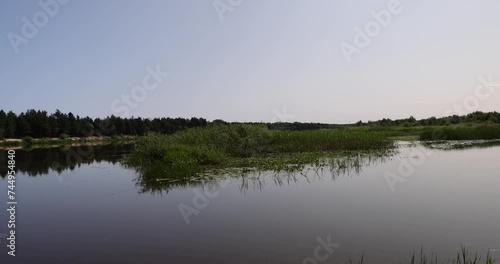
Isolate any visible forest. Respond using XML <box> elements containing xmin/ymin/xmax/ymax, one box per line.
<box><xmin>0</xmin><ymin>109</ymin><xmax>499</xmax><ymax>139</ymax></box>
<box><xmin>0</xmin><ymin>109</ymin><xmax>207</xmax><ymax>139</ymax></box>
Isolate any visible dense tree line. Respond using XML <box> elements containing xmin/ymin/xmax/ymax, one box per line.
<box><xmin>0</xmin><ymin>109</ymin><xmax>208</xmax><ymax>139</ymax></box>
<box><xmin>1</xmin><ymin>109</ymin><xmax>499</xmax><ymax>139</ymax></box>
<box><xmin>355</xmin><ymin>111</ymin><xmax>500</xmax><ymax>127</ymax></box>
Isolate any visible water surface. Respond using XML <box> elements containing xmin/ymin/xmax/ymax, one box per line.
<box><xmin>1</xmin><ymin>142</ymin><xmax>499</xmax><ymax>263</ymax></box>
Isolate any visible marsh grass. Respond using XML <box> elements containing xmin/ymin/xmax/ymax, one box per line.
<box><xmin>420</xmin><ymin>125</ymin><xmax>500</xmax><ymax>141</ymax></box>
<box><xmin>269</xmin><ymin>128</ymin><xmax>394</xmax><ymax>152</ymax></box>
<box><xmin>126</xmin><ymin>124</ymin><xmax>395</xmax><ymax>180</ymax></box>
<box><xmin>349</xmin><ymin>246</ymin><xmax>495</xmax><ymax>264</ymax></box>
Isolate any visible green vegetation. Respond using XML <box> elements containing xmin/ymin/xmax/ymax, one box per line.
<box><xmin>420</xmin><ymin>124</ymin><xmax>500</xmax><ymax>141</ymax></box>
<box><xmin>22</xmin><ymin>136</ymin><xmax>34</xmax><ymax>146</ymax></box>
<box><xmin>126</xmin><ymin>124</ymin><xmax>395</xmax><ymax>179</ymax></box>
<box><xmin>127</xmin><ymin>121</ymin><xmax>500</xmax><ymax>183</ymax></box>
<box><xmin>355</xmin><ymin>111</ymin><xmax>500</xmax><ymax>127</ymax></box>
<box><xmin>1</xmin><ymin>109</ymin><xmax>499</xmax><ymax>141</ymax></box>
<box><xmin>0</xmin><ymin>109</ymin><xmax>208</xmax><ymax>139</ymax></box>
<box><xmin>59</xmin><ymin>133</ymin><xmax>70</xmax><ymax>140</ymax></box>
<box><xmin>132</xmin><ymin>147</ymin><xmax>394</xmax><ymax>195</ymax></box>
<box><xmin>268</xmin><ymin>128</ymin><xmax>396</xmax><ymax>152</ymax></box>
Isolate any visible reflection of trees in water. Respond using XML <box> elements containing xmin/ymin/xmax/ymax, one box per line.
<box><xmin>132</xmin><ymin>151</ymin><xmax>395</xmax><ymax>195</ymax></box>
<box><xmin>1</xmin><ymin>145</ymin><xmax>396</xmax><ymax>196</ymax></box>
<box><xmin>0</xmin><ymin>144</ymin><xmax>134</xmax><ymax>178</ymax></box>
<box><xmin>421</xmin><ymin>140</ymin><xmax>500</xmax><ymax>151</ymax></box>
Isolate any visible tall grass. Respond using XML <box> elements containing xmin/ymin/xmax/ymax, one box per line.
<box><xmin>270</xmin><ymin>128</ymin><xmax>393</xmax><ymax>152</ymax></box>
<box><xmin>420</xmin><ymin>125</ymin><xmax>500</xmax><ymax>141</ymax></box>
<box><xmin>126</xmin><ymin>124</ymin><xmax>394</xmax><ymax>179</ymax></box>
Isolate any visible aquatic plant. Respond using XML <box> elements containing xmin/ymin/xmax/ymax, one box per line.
<box><xmin>420</xmin><ymin>125</ymin><xmax>500</xmax><ymax>141</ymax></box>
<box><xmin>348</xmin><ymin>246</ymin><xmax>496</xmax><ymax>264</ymax></box>
<box><xmin>126</xmin><ymin>124</ymin><xmax>395</xmax><ymax>181</ymax></box>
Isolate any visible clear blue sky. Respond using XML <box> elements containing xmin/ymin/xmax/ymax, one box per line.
<box><xmin>1</xmin><ymin>0</ymin><xmax>500</xmax><ymax>123</ymax></box>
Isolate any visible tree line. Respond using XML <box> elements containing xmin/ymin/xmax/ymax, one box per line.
<box><xmin>355</xmin><ymin>111</ymin><xmax>500</xmax><ymax>127</ymax></box>
<box><xmin>0</xmin><ymin>109</ymin><xmax>499</xmax><ymax>139</ymax></box>
<box><xmin>0</xmin><ymin>109</ymin><xmax>208</xmax><ymax>139</ymax></box>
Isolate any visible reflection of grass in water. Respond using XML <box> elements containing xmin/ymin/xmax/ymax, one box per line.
<box><xmin>349</xmin><ymin>246</ymin><xmax>495</xmax><ymax>264</ymax></box>
<box><xmin>421</xmin><ymin>139</ymin><xmax>500</xmax><ymax>151</ymax></box>
<box><xmin>406</xmin><ymin>246</ymin><xmax>496</xmax><ymax>264</ymax></box>
<box><xmin>125</xmin><ymin>124</ymin><xmax>398</xmax><ymax>194</ymax></box>
<box><xmin>126</xmin><ymin>124</ymin><xmax>395</xmax><ymax>181</ymax></box>
<box><xmin>128</xmin><ymin>150</ymin><xmax>395</xmax><ymax>195</ymax></box>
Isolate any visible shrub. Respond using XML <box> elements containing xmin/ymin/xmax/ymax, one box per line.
<box><xmin>22</xmin><ymin>136</ymin><xmax>34</xmax><ymax>145</ymax></box>
<box><xmin>59</xmin><ymin>133</ymin><xmax>70</xmax><ymax>140</ymax></box>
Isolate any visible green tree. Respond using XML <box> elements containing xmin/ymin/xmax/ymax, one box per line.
<box><xmin>16</xmin><ymin>114</ymin><xmax>31</xmax><ymax>137</ymax></box>
<box><xmin>5</xmin><ymin>112</ymin><xmax>17</xmax><ymax>138</ymax></box>
<box><xmin>0</xmin><ymin>110</ymin><xmax>6</xmax><ymax>139</ymax></box>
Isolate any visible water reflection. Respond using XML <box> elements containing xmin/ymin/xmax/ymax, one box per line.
<box><xmin>128</xmin><ymin>139</ymin><xmax>500</xmax><ymax>195</ymax></box>
<box><xmin>3</xmin><ymin>140</ymin><xmax>498</xmax><ymax>195</ymax></box>
<box><xmin>421</xmin><ymin>139</ymin><xmax>500</xmax><ymax>150</ymax></box>
<box><xmin>130</xmin><ymin>150</ymin><xmax>396</xmax><ymax>195</ymax></box>
<box><xmin>2</xmin><ymin>141</ymin><xmax>499</xmax><ymax>263</ymax></box>
<box><xmin>0</xmin><ymin>144</ymin><xmax>134</xmax><ymax>178</ymax></box>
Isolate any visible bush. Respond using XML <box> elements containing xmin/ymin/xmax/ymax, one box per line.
<box><xmin>22</xmin><ymin>136</ymin><xmax>34</xmax><ymax>145</ymax></box>
<box><xmin>59</xmin><ymin>133</ymin><xmax>70</xmax><ymax>140</ymax></box>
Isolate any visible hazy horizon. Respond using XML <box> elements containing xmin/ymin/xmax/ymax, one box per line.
<box><xmin>2</xmin><ymin>0</ymin><xmax>500</xmax><ymax>123</ymax></box>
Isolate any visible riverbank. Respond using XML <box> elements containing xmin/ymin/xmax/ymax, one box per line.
<box><xmin>0</xmin><ymin>136</ymin><xmax>137</xmax><ymax>150</ymax></box>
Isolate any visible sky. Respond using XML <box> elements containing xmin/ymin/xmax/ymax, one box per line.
<box><xmin>1</xmin><ymin>0</ymin><xmax>500</xmax><ymax>124</ymax></box>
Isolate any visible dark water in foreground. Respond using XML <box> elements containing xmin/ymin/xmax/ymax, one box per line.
<box><xmin>1</xmin><ymin>142</ymin><xmax>499</xmax><ymax>263</ymax></box>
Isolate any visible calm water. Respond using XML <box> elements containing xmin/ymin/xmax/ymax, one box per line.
<box><xmin>1</xmin><ymin>142</ymin><xmax>500</xmax><ymax>263</ymax></box>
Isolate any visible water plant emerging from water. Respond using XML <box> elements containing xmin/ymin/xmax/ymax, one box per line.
<box><xmin>420</xmin><ymin>125</ymin><xmax>500</xmax><ymax>141</ymax></box>
<box><xmin>126</xmin><ymin>124</ymin><xmax>395</xmax><ymax>181</ymax></box>
<box><xmin>348</xmin><ymin>246</ymin><xmax>496</xmax><ymax>264</ymax></box>
<box><xmin>130</xmin><ymin>150</ymin><xmax>394</xmax><ymax>195</ymax></box>
<box><xmin>421</xmin><ymin>139</ymin><xmax>500</xmax><ymax>151</ymax></box>
<box><xmin>407</xmin><ymin>246</ymin><xmax>496</xmax><ymax>264</ymax></box>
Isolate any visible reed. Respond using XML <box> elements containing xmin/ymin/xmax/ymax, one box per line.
<box><xmin>348</xmin><ymin>246</ymin><xmax>495</xmax><ymax>264</ymax></box>
<box><xmin>420</xmin><ymin>125</ymin><xmax>500</xmax><ymax>141</ymax></box>
<box><xmin>126</xmin><ymin>124</ymin><xmax>395</xmax><ymax>179</ymax></box>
